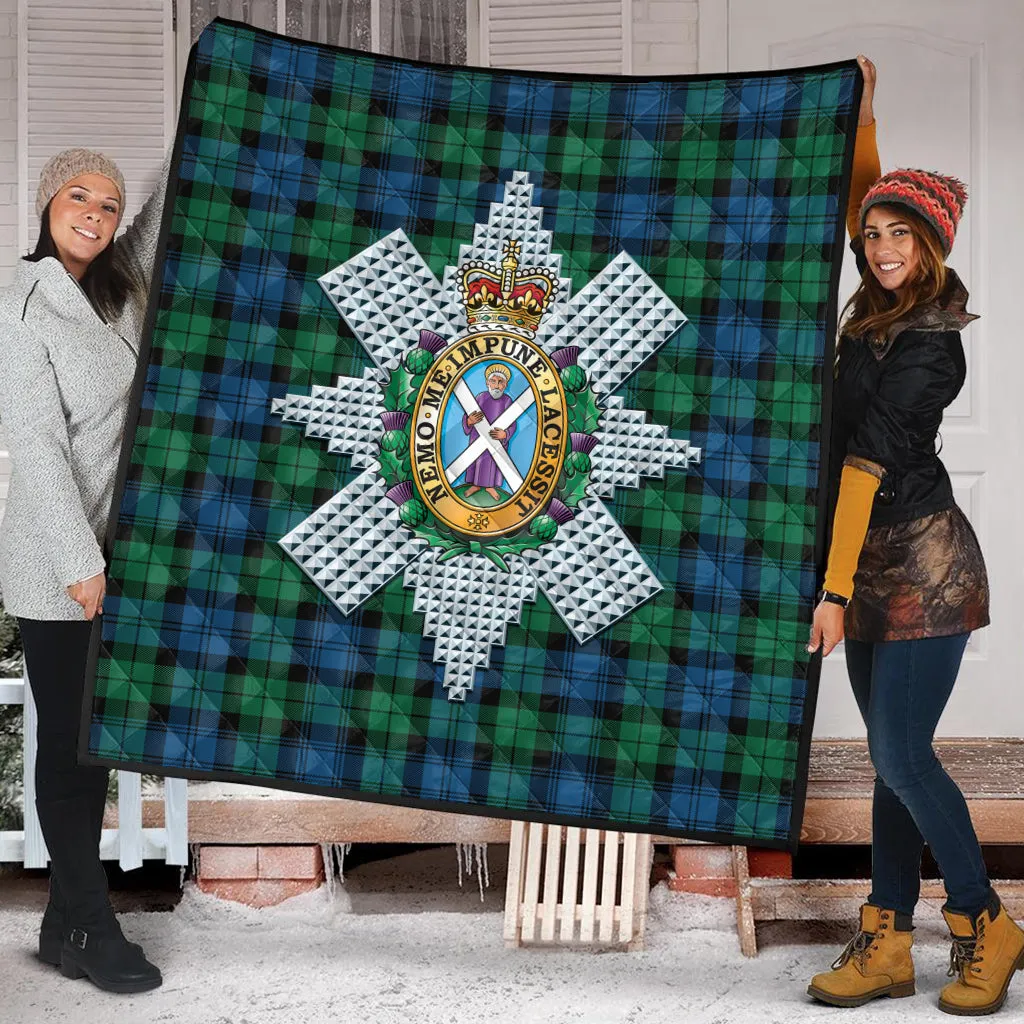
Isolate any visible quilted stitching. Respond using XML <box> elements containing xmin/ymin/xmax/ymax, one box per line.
<box><xmin>86</xmin><ymin>20</ymin><xmax>859</xmax><ymax>845</ymax></box>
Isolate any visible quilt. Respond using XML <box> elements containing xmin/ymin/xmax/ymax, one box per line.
<box><xmin>81</xmin><ymin>18</ymin><xmax>861</xmax><ymax>847</ymax></box>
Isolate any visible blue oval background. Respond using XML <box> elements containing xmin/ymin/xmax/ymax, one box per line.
<box><xmin>439</xmin><ymin>362</ymin><xmax>539</xmax><ymax>493</ymax></box>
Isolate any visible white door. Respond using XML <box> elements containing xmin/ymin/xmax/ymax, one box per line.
<box><xmin>706</xmin><ymin>0</ymin><xmax>1024</xmax><ymax>736</ymax></box>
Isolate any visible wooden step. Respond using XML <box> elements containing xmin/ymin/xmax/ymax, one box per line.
<box><xmin>802</xmin><ymin>739</ymin><xmax>1024</xmax><ymax>844</ymax></box>
<box><xmin>119</xmin><ymin>740</ymin><xmax>1024</xmax><ymax>847</ymax></box>
<box><xmin>751</xmin><ymin>878</ymin><xmax>1024</xmax><ymax>922</ymax></box>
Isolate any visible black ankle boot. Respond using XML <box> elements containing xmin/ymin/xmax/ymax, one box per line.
<box><xmin>39</xmin><ymin>892</ymin><xmax>142</xmax><ymax>969</ymax></box>
<box><xmin>35</xmin><ymin>793</ymin><xmax>146</xmax><ymax>983</ymax></box>
<box><xmin>37</xmin><ymin>781</ymin><xmax>107</xmax><ymax>968</ymax></box>
<box><xmin>60</xmin><ymin>923</ymin><xmax>162</xmax><ymax>994</ymax></box>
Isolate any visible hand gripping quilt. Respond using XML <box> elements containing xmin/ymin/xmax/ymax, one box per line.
<box><xmin>82</xmin><ymin>18</ymin><xmax>861</xmax><ymax>847</ymax></box>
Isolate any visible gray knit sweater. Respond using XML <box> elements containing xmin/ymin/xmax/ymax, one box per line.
<box><xmin>0</xmin><ymin>168</ymin><xmax>167</xmax><ymax>620</ymax></box>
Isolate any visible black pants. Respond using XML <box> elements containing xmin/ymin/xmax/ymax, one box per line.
<box><xmin>19</xmin><ymin>617</ymin><xmax>116</xmax><ymax>931</ymax></box>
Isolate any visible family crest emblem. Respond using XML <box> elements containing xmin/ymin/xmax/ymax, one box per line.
<box><xmin>272</xmin><ymin>171</ymin><xmax>700</xmax><ymax>700</ymax></box>
<box><xmin>378</xmin><ymin>239</ymin><xmax>600</xmax><ymax>567</ymax></box>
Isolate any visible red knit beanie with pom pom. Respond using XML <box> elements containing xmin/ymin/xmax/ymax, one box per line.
<box><xmin>860</xmin><ymin>169</ymin><xmax>967</xmax><ymax>256</ymax></box>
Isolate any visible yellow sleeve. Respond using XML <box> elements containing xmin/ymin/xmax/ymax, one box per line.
<box><xmin>846</xmin><ymin>120</ymin><xmax>881</xmax><ymax>241</ymax></box>
<box><xmin>822</xmin><ymin>461</ymin><xmax>883</xmax><ymax>599</ymax></box>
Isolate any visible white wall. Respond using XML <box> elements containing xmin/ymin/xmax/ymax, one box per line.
<box><xmin>0</xmin><ymin>0</ymin><xmax>16</xmax><ymax>290</ymax></box>
<box><xmin>632</xmin><ymin>0</ymin><xmax>698</xmax><ymax>73</ymax></box>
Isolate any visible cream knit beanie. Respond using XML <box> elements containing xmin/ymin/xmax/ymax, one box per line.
<box><xmin>35</xmin><ymin>148</ymin><xmax>126</xmax><ymax>220</ymax></box>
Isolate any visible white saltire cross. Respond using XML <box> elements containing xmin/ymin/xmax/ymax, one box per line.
<box><xmin>443</xmin><ymin>383</ymin><xmax>537</xmax><ymax>489</ymax></box>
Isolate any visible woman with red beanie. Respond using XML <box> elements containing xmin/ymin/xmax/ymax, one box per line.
<box><xmin>805</xmin><ymin>57</ymin><xmax>1024</xmax><ymax>1015</ymax></box>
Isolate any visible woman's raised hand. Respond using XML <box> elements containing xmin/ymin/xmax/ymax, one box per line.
<box><xmin>857</xmin><ymin>54</ymin><xmax>876</xmax><ymax>127</ymax></box>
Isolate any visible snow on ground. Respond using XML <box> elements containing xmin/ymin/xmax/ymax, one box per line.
<box><xmin>1</xmin><ymin>882</ymin><xmax>1010</xmax><ymax>1024</ymax></box>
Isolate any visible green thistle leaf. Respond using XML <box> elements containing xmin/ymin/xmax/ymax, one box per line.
<box><xmin>560</xmin><ymin>470</ymin><xmax>590</xmax><ymax>507</ymax></box>
<box><xmin>568</xmin><ymin>387</ymin><xmax>602</xmax><ymax>434</ymax></box>
<box><xmin>377</xmin><ymin>448</ymin><xmax>404</xmax><ymax>487</ymax></box>
<box><xmin>382</xmin><ymin>362</ymin><xmax>417</xmax><ymax>412</ymax></box>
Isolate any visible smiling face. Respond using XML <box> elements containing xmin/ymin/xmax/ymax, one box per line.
<box><xmin>46</xmin><ymin>173</ymin><xmax>122</xmax><ymax>279</ymax></box>
<box><xmin>863</xmin><ymin>204</ymin><xmax>920</xmax><ymax>295</ymax></box>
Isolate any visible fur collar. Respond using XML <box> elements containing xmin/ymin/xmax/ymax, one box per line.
<box><xmin>866</xmin><ymin>268</ymin><xmax>978</xmax><ymax>359</ymax></box>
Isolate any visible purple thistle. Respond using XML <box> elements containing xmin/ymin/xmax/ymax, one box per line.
<box><xmin>570</xmin><ymin>432</ymin><xmax>598</xmax><ymax>455</ymax></box>
<box><xmin>385</xmin><ymin>481</ymin><xmax>414</xmax><ymax>506</ymax></box>
<box><xmin>418</xmin><ymin>330</ymin><xmax>447</xmax><ymax>355</ymax></box>
<box><xmin>380</xmin><ymin>410</ymin><xmax>410</xmax><ymax>432</ymax></box>
<box><xmin>548</xmin><ymin>499</ymin><xmax>575</xmax><ymax>525</ymax></box>
<box><xmin>552</xmin><ymin>346</ymin><xmax>579</xmax><ymax>369</ymax></box>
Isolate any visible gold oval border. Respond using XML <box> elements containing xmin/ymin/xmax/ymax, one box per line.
<box><xmin>410</xmin><ymin>332</ymin><xmax>568</xmax><ymax>539</ymax></box>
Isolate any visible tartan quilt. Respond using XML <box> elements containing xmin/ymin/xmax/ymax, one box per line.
<box><xmin>81</xmin><ymin>18</ymin><xmax>861</xmax><ymax>847</ymax></box>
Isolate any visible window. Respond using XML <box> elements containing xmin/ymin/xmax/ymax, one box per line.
<box><xmin>182</xmin><ymin>0</ymin><xmax>471</xmax><ymax>64</ymax></box>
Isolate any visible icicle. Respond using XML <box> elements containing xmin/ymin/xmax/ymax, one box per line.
<box><xmin>321</xmin><ymin>843</ymin><xmax>335</xmax><ymax>900</ymax></box>
<box><xmin>479</xmin><ymin>843</ymin><xmax>491</xmax><ymax>892</ymax></box>
<box><xmin>189</xmin><ymin>842</ymin><xmax>202</xmax><ymax>880</ymax></box>
<box><xmin>474</xmin><ymin>843</ymin><xmax>490</xmax><ymax>902</ymax></box>
<box><xmin>454</xmin><ymin>843</ymin><xmax>491</xmax><ymax>902</ymax></box>
<box><xmin>334</xmin><ymin>842</ymin><xmax>352</xmax><ymax>881</ymax></box>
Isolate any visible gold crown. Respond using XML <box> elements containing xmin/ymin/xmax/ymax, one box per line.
<box><xmin>459</xmin><ymin>239</ymin><xmax>557</xmax><ymax>333</ymax></box>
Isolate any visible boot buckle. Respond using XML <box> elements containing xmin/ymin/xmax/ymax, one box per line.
<box><xmin>68</xmin><ymin>928</ymin><xmax>88</xmax><ymax>950</ymax></box>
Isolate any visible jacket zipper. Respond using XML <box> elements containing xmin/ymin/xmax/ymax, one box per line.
<box><xmin>64</xmin><ymin>270</ymin><xmax>139</xmax><ymax>359</ymax></box>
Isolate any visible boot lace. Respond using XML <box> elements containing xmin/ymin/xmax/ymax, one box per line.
<box><xmin>948</xmin><ymin>921</ymin><xmax>985</xmax><ymax>981</ymax></box>
<box><xmin>831</xmin><ymin>930</ymin><xmax>875</xmax><ymax>970</ymax></box>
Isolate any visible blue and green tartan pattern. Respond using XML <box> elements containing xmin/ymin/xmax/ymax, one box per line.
<box><xmin>83</xmin><ymin>19</ymin><xmax>860</xmax><ymax>846</ymax></box>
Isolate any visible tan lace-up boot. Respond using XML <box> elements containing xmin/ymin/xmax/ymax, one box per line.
<box><xmin>939</xmin><ymin>895</ymin><xmax>1024</xmax><ymax>1015</ymax></box>
<box><xmin>807</xmin><ymin>903</ymin><xmax>915</xmax><ymax>1007</ymax></box>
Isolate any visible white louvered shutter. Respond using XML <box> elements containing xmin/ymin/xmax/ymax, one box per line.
<box><xmin>20</xmin><ymin>0</ymin><xmax>175</xmax><ymax>252</ymax></box>
<box><xmin>480</xmin><ymin>0</ymin><xmax>630</xmax><ymax>74</ymax></box>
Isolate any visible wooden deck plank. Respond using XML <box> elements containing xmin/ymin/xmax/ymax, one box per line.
<box><xmin>751</xmin><ymin>879</ymin><xmax>1024</xmax><ymax>922</ymax></box>
<box><xmin>124</xmin><ymin>741</ymin><xmax>1024</xmax><ymax>847</ymax></box>
<box><xmin>807</xmin><ymin>740</ymin><xmax>1024</xmax><ymax>799</ymax></box>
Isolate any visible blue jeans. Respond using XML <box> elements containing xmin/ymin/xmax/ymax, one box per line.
<box><xmin>845</xmin><ymin>633</ymin><xmax>992</xmax><ymax>919</ymax></box>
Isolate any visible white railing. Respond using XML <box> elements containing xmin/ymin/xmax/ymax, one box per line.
<box><xmin>0</xmin><ymin>672</ymin><xmax>188</xmax><ymax>868</ymax></box>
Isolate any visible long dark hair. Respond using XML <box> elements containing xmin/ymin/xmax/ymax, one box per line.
<box><xmin>25</xmin><ymin>204</ymin><xmax>144</xmax><ymax>323</ymax></box>
<box><xmin>840</xmin><ymin>206</ymin><xmax>949</xmax><ymax>342</ymax></box>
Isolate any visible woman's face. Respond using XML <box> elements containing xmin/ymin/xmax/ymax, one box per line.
<box><xmin>863</xmin><ymin>204</ymin><xmax>919</xmax><ymax>295</ymax></box>
<box><xmin>47</xmin><ymin>173</ymin><xmax>122</xmax><ymax>279</ymax></box>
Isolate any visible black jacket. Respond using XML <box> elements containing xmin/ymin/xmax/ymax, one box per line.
<box><xmin>829</xmin><ymin>269</ymin><xmax>977</xmax><ymax>528</ymax></box>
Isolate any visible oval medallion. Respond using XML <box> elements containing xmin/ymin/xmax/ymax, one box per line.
<box><xmin>409</xmin><ymin>331</ymin><xmax>568</xmax><ymax>538</ymax></box>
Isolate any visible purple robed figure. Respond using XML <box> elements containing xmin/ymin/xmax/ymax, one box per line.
<box><xmin>462</xmin><ymin>365</ymin><xmax>517</xmax><ymax>496</ymax></box>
